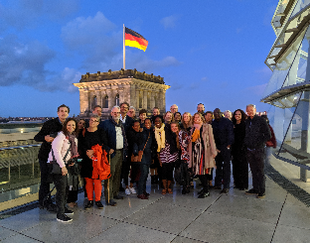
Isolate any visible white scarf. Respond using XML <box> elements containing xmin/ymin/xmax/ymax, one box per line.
<box><xmin>155</xmin><ymin>123</ymin><xmax>165</xmax><ymax>152</ymax></box>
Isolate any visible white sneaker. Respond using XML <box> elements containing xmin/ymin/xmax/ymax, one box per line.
<box><xmin>125</xmin><ymin>188</ymin><xmax>131</xmax><ymax>195</ymax></box>
<box><xmin>129</xmin><ymin>186</ymin><xmax>136</xmax><ymax>195</ymax></box>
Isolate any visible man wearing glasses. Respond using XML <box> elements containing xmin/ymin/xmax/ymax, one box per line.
<box><xmin>102</xmin><ymin>106</ymin><xmax>127</xmax><ymax>206</ymax></box>
<box><xmin>119</xmin><ymin>102</ymin><xmax>134</xmax><ymax>132</ymax></box>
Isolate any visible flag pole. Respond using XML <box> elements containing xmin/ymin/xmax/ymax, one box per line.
<box><xmin>123</xmin><ymin>24</ymin><xmax>126</xmax><ymax>70</ymax></box>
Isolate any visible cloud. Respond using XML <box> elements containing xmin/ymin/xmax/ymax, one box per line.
<box><xmin>61</xmin><ymin>12</ymin><xmax>116</xmax><ymax>49</ymax></box>
<box><xmin>0</xmin><ymin>10</ymin><xmax>179</xmax><ymax>93</ymax></box>
<box><xmin>124</xmin><ymin>54</ymin><xmax>181</xmax><ymax>72</ymax></box>
<box><xmin>41</xmin><ymin>67</ymin><xmax>82</xmax><ymax>93</ymax></box>
<box><xmin>0</xmin><ymin>35</ymin><xmax>81</xmax><ymax>93</ymax></box>
<box><xmin>61</xmin><ymin>11</ymin><xmax>120</xmax><ymax>70</ymax></box>
<box><xmin>160</xmin><ymin>15</ymin><xmax>179</xmax><ymax>29</ymax></box>
<box><xmin>0</xmin><ymin>0</ymin><xmax>79</xmax><ymax>30</ymax></box>
<box><xmin>0</xmin><ymin>35</ymin><xmax>55</xmax><ymax>87</ymax></box>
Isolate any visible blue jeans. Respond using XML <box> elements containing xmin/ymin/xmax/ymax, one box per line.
<box><xmin>138</xmin><ymin>164</ymin><xmax>150</xmax><ymax>195</ymax></box>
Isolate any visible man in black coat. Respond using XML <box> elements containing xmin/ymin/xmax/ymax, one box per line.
<box><xmin>212</xmin><ymin>108</ymin><xmax>234</xmax><ymax>193</ymax></box>
<box><xmin>34</xmin><ymin>104</ymin><xmax>70</xmax><ymax>211</ymax></box>
<box><xmin>244</xmin><ymin>104</ymin><xmax>271</xmax><ymax>199</ymax></box>
<box><xmin>119</xmin><ymin>102</ymin><xmax>134</xmax><ymax>192</ymax></box>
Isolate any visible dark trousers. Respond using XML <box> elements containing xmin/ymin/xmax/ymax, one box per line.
<box><xmin>215</xmin><ymin>148</ymin><xmax>231</xmax><ymax>189</ymax></box>
<box><xmin>138</xmin><ymin>164</ymin><xmax>150</xmax><ymax>195</ymax></box>
<box><xmin>232</xmin><ymin>150</ymin><xmax>248</xmax><ymax>189</ymax></box>
<box><xmin>39</xmin><ymin>159</ymin><xmax>51</xmax><ymax>206</ymax></box>
<box><xmin>199</xmin><ymin>174</ymin><xmax>209</xmax><ymax>193</ymax></box>
<box><xmin>181</xmin><ymin>161</ymin><xmax>190</xmax><ymax>188</ymax></box>
<box><xmin>162</xmin><ymin>163</ymin><xmax>174</xmax><ymax>180</ymax></box>
<box><xmin>246</xmin><ymin>148</ymin><xmax>265</xmax><ymax>194</ymax></box>
<box><xmin>123</xmin><ymin>160</ymin><xmax>140</xmax><ymax>186</ymax></box>
<box><xmin>104</xmin><ymin>150</ymin><xmax>122</xmax><ymax>199</ymax></box>
<box><xmin>51</xmin><ymin>173</ymin><xmax>67</xmax><ymax>216</ymax></box>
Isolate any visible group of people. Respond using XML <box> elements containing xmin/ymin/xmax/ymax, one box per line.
<box><xmin>35</xmin><ymin>102</ymin><xmax>275</xmax><ymax>223</ymax></box>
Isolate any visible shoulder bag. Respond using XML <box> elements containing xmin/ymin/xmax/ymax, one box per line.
<box><xmin>50</xmin><ymin>145</ymin><xmax>71</xmax><ymax>174</ymax></box>
<box><xmin>131</xmin><ymin>132</ymin><xmax>150</xmax><ymax>162</ymax></box>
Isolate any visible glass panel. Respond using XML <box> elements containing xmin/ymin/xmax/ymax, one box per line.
<box><xmin>272</xmin><ymin>92</ymin><xmax>302</xmax><ymax>156</ymax></box>
<box><xmin>278</xmin><ymin>91</ymin><xmax>310</xmax><ymax>168</ymax></box>
<box><xmin>263</xmin><ymin>31</ymin><xmax>306</xmax><ymax>99</ymax></box>
<box><xmin>262</xmin><ymin>60</ymin><xmax>290</xmax><ymax>98</ymax></box>
<box><xmin>283</xmin><ymin>35</ymin><xmax>308</xmax><ymax>87</ymax></box>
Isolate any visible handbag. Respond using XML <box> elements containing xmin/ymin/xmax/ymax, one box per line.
<box><xmin>131</xmin><ymin>132</ymin><xmax>150</xmax><ymax>162</ymax></box>
<box><xmin>49</xmin><ymin>146</ymin><xmax>71</xmax><ymax>174</ymax></box>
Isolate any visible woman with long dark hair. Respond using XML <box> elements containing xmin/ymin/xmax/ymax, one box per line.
<box><xmin>47</xmin><ymin>118</ymin><xmax>79</xmax><ymax>222</ymax></box>
<box><xmin>231</xmin><ymin>109</ymin><xmax>248</xmax><ymax>190</ymax></box>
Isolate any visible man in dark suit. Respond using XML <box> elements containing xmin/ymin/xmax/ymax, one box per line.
<box><xmin>212</xmin><ymin>108</ymin><xmax>234</xmax><ymax>194</ymax></box>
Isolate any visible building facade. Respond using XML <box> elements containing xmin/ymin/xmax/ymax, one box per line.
<box><xmin>262</xmin><ymin>0</ymin><xmax>310</xmax><ymax>181</ymax></box>
<box><xmin>73</xmin><ymin>69</ymin><xmax>170</xmax><ymax>119</ymax></box>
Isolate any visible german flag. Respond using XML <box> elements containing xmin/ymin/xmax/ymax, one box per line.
<box><xmin>125</xmin><ymin>27</ymin><xmax>148</xmax><ymax>52</ymax></box>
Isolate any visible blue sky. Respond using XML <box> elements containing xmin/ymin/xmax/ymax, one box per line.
<box><xmin>0</xmin><ymin>0</ymin><xmax>278</xmax><ymax>117</ymax></box>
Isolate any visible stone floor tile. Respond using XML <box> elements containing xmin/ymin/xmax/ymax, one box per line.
<box><xmin>278</xmin><ymin>200</ymin><xmax>310</xmax><ymax>229</ymax></box>
<box><xmin>124</xmin><ymin>201</ymin><xmax>204</xmax><ymax>235</ymax></box>
<box><xmin>1</xmin><ymin>233</ymin><xmax>41</xmax><ymax>243</ymax></box>
<box><xmin>179</xmin><ymin>211</ymin><xmax>275</xmax><ymax>243</ymax></box>
<box><xmin>272</xmin><ymin>224</ymin><xmax>310</xmax><ymax>243</ymax></box>
<box><xmin>87</xmin><ymin>221</ymin><xmax>176</xmax><ymax>243</ymax></box>
<box><xmin>19</xmin><ymin>210</ymin><xmax>119</xmax><ymax>243</ymax></box>
<box><xmin>0</xmin><ymin>226</ymin><xmax>18</xmax><ymax>241</ymax></box>
<box><xmin>0</xmin><ymin>208</ymin><xmax>54</xmax><ymax>232</ymax></box>
<box><xmin>208</xmin><ymin>192</ymin><xmax>283</xmax><ymax>224</ymax></box>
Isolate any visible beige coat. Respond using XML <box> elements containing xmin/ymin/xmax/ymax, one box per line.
<box><xmin>189</xmin><ymin>124</ymin><xmax>217</xmax><ymax>175</ymax></box>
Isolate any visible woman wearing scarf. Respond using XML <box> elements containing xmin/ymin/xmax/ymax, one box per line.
<box><xmin>154</xmin><ymin>115</ymin><xmax>179</xmax><ymax>195</ymax></box>
<box><xmin>189</xmin><ymin>113</ymin><xmax>217</xmax><ymax>198</ymax></box>
<box><xmin>137</xmin><ymin>118</ymin><xmax>158</xmax><ymax>199</ymax></box>
<box><xmin>79</xmin><ymin>114</ymin><xmax>106</xmax><ymax>209</ymax></box>
<box><xmin>47</xmin><ymin>118</ymin><xmax>79</xmax><ymax>222</ymax></box>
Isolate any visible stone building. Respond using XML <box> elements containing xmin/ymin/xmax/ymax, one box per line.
<box><xmin>73</xmin><ymin>69</ymin><xmax>170</xmax><ymax>119</ymax></box>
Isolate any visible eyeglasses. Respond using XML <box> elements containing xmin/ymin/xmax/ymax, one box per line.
<box><xmin>90</xmin><ymin>119</ymin><xmax>99</xmax><ymax>123</ymax></box>
<box><xmin>112</xmin><ymin>112</ymin><xmax>120</xmax><ymax>114</ymax></box>
<box><xmin>121</xmin><ymin>106</ymin><xmax>129</xmax><ymax>109</ymax></box>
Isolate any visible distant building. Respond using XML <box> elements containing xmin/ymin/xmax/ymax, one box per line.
<box><xmin>261</xmin><ymin>0</ymin><xmax>310</xmax><ymax>181</ymax></box>
<box><xmin>73</xmin><ymin>69</ymin><xmax>170</xmax><ymax>119</ymax></box>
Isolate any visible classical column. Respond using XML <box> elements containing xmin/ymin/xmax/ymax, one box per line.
<box><xmin>79</xmin><ymin>89</ymin><xmax>89</xmax><ymax>116</ymax></box>
<box><xmin>130</xmin><ymin>84</ymin><xmax>136</xmax><ymax>108</ymax></box>
<box><xmin>150</xmin><ymin>89</ymin><xmax>155</xmax><ymax>110</ymax></box>
<box><xmin>135</xmin><ymin>88</ymin><xmax>140</xmax><ymax>109</ymax></box>
<box><xmin>143</xmin><ymin>90</ymin><xmax>147</xmax><ymax>109</ymax></box>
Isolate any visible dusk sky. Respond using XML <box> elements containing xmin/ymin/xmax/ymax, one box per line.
<box><xmin>0</xmin><ymin>0</ymin><xmax>278</xmax><ymax>117</ymax></box>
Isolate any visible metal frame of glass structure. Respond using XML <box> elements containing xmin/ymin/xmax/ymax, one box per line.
<box><xmin>262</xmin><ymin>0</ymin><xmax>310</xmax><ymax>181</ymax></box>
